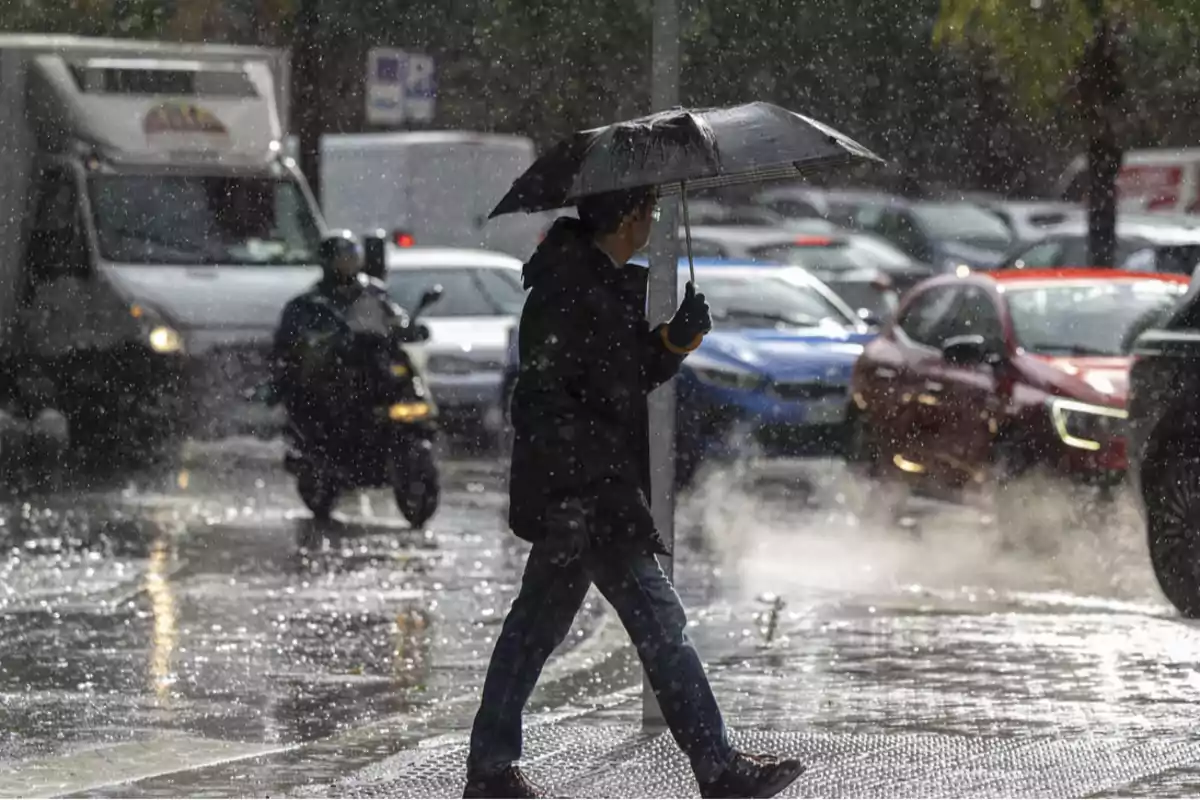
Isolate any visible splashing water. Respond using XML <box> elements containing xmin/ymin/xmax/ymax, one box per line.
<box><xmin>679</xmin><ymin>458</ymin><xmax>1169</xmax><ymax>615</ymax></box>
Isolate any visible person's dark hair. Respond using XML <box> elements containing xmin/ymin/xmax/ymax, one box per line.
<box><xmin>577</xmin><ymin>187</ymin><xmax>656</xmax><ymax>235</ymax></box>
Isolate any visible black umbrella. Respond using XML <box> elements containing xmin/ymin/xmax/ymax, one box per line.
<box><xmin>489</xmin><ymin>101</ymin><xmax>884</xmax><ymax>281</ymax></box>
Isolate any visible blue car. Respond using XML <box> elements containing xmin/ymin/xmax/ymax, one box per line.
<box><xmin>499</xmin><ymin>258</ymin><xmax>874</xmax><ymax>486</ymax></box>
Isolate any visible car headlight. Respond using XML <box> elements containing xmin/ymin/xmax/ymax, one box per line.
<box><xmin>130</xmin><ymin>304</ymin><xmax>184</xmax><ymax>354</ymax></box>
<box><xmin>690</xmin><ymin>365</ymin><xmax>763</xmax><ymax>391</ymax></box>
<box><xmin>1047</xmin><ymin>397</ymin><xmax>1128</xmax><ymax>451</ymax></box>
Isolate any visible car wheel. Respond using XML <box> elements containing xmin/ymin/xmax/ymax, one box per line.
<box><xmin>1145</xmin><ymin>442</ymin><xmax>1200</xmax><ymax>618</ymax></box>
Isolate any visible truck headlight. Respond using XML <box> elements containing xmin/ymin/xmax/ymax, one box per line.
<box><xmin>690</xmin><ymin>365</ymin><xmax>762</xmax><ymax>391</ymax></box>
<box><xmin>1048</xmin><ymin>398</ymin><xmax>1128</xmax><ymax>451</ymax></box>
<box><xmin>148</xmin><ymin>325</ymin><xmax>183</xmax><ymax>354</ymax></box>
<box><xmin>131</xmin><ymin>304</ymin><xmax>184</xmax><ymax>354</ymax></box>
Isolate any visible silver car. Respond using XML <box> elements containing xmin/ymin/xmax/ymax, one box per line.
<box><xmin>385</xmin><ymin>247</ymin><xmax>526</xmax><ymax>450</ymax></box>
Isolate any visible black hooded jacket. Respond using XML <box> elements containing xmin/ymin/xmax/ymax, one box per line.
<box><xmin>508</xmin><ymin>217</ymin><xmax>687</xmax><ymax>555</ymax></box>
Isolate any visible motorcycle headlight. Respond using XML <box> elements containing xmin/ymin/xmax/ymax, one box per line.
<box><xmin>389</xmin><ymin>401</ymin><xmax>431</xmax><ymax>421</ymax></box>
<box><xmin>1048</xmin><ymin>398</ymin><xmax>1128</xmax><ymax>451</ymax></box>
<box><xmin>130</xmin><ymin>304</ymin><xmax>184</xmax><ymax>354</ymax></box>
<box><xmin>690</xmin><ymin>365</ymin><xmax>763</xmax><ymax>391</ymax></box>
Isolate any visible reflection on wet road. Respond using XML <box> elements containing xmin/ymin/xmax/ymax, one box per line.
<box><xmin>0</xmin><ymin>451</ymin><xmax>602</xmax><ymax>777</ymax></box>
<box><xmin>4</xmin><ymin>450</ymin><xmax>1200</xmax><ymax>797</ymax></box>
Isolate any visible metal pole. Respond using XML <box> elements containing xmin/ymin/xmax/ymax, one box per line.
<box><xmin>293</xmin><ymin>0</ymin><xmax>323</xmax><ymax>206</ymax></box>
<box><xmin>644</xmin><ymin>0</ymin><xmax>680</xmax><ymax>730</ymax></box>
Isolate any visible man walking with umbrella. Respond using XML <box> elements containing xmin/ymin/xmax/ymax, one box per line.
<box><xmin>462</xmin><ymin>185</ymin><xmax>805</xmax><ymax>799</ymax></box>
<box><xmin>466</xmin><ymin>102</ymin><xmax>881</xmax><ymax>798</ymax></box>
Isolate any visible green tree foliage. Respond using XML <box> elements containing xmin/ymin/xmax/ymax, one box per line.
<box><xmin>471</xmin><ymin>0</ymin><xmax>651</xmax><ymax>143</ymax></box>
<box><xmin>935</xmin><ymin>0</ymin><xmax>1200</xmax><ymax>265</ymax></box>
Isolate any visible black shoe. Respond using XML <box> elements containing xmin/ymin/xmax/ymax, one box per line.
<box><xmin>699</xmin><ymin>752</ymin><xmax>806</xmax><ymax>799</ymax></box>
<box><xmin>462</xmin><ymin>765</ymin><xmax>542</xmax><ymax>799</ymax></box>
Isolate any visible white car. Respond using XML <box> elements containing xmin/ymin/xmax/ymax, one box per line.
<box><xmin>384</xmin><ymin>247</ymin><xmax>526</xmax><ymax>448</ymax></box>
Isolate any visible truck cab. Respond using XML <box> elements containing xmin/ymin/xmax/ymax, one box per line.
<box><xmin>0</xmin><ymin>37</ymin><xmax>326</xmax><ymax>456</ymax></box>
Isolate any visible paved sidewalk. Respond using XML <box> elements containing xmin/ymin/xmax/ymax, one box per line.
<box><xmin>310</xmin><ymin>719</ymin><xmax>1200</xmax><ymax>798</ymax></box>
<box><xmin>303</xmin><ymin>581</ymin><xmax>1200</xmax><ymax>798</ymax></box>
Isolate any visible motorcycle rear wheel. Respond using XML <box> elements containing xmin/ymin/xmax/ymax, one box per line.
<box><xmin>392</xmin><ymin>447</ymin><xmax>440</xmax><ymax>527</ymax></box>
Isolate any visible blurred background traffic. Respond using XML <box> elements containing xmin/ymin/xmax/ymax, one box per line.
<box><xmin>3</xmin><ymin>4</ymin><xmax>1200</xmax><ymax>579</ymax></box>
<box><xmin>10</xmin><ymin>3</ymin><xmax>1200</xmax><ymax>793</ymax></box>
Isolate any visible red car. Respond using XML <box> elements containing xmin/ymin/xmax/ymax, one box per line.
<box><xmin>848</xmin><ymin>268</ymin><xmax>1189</xmax><ymax>490</ymax></box>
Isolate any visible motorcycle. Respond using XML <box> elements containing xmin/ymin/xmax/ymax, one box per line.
<box><xmin>282</xmin><ymin>286</ymin><xmax>444</xmax><ymax>526</ymax></box>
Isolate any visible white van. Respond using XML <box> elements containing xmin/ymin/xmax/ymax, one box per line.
<box><xmin>1060</xmin><ymin>148</ymin><xmax>1200</xmax><ymax>215</ymax></box>
<box><xmin>315</xmin><ymin>131</ymin><xmax>550</xmax><ymax>260</ymax></box>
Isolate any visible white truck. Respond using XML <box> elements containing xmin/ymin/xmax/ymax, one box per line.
<box><xmin>0</xmin><ymin>35</ymin><xmax>328</xmax><ymax>455</ymax></box>
<box><xmin>1059</xmin><ymin>148</ymin><xmax>1200</xmax><ymax>216</ymax></box>
<box><xmin>312</xmin><ymin>131</ymin><xmax>551</xmax><ymax>260</ymax></box>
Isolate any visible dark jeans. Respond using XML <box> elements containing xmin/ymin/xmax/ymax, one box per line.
<box><xmin>466</xmin><ymin>542</ymin><xmax>734</xmax><ymax>782</ymax></box>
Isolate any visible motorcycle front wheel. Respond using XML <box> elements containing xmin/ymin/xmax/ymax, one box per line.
<box><xmin>392</xmin><ymin>445</ymin><xmax>440</xmax><ymax>527</ymax></box>
<box><xmin>297</xmin><ymin>467</ymin><xmax>339</xmax><ymax>521</ymax></box>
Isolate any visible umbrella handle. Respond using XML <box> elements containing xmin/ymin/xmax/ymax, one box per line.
<box><xmin>680</xmin><ymin>181</ymin><xmax>696</xmax><ymax>286</ymax></box>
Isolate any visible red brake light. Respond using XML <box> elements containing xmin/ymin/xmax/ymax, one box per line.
<box><xmin>794</xmin><ymin>236</ymin><xmax>834</xmax><ymax>246</ymax></box>
<box><xmin>394</xmin><ymin>232</ymin><xmax>415</xmax><ymax>247</ymax></box>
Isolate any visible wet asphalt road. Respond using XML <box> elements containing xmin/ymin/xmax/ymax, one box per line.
<box><xmin>3</xmin><ymin>443</ymin><xmax>1200</xmax><ymax>797</ymax></box>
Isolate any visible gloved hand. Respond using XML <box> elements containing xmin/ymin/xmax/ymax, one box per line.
<box><xmin>666</xmin><ymin>281</ymin><xmax>712</xmax><ymax>351</ymax></box>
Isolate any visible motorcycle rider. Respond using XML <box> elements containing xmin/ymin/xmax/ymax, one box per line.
<box><xmin>271</xmin><ymin>230</ymin><xmax>416</xmax><ymax>457</ymax></box>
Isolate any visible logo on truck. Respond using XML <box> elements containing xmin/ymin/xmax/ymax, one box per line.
<box><xmin>143</xmin><ymin>102</ymin><xmax>229</xmax><ymax>137</ymax></box>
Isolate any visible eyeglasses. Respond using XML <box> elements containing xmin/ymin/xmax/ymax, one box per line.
<box><xmin>651</xmin><ymin>205</ymin><xmax>662</xmax><ymax>222</ymax></box>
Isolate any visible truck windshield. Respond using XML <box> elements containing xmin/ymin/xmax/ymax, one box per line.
<box><xmin>89</xmin><ymin>175</ymin><xmax>321</xmax><ymax>266</ymax></box>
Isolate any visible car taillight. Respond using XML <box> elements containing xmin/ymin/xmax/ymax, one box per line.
<box><xmin>395</xmin><ymin>231</ymin><xmax>415</xmax><ymax>247</ymax></box>
<box><xmin>795</xmin><ymin>235</ymin><xmax>834</xmax><ymax>246</ymax></box>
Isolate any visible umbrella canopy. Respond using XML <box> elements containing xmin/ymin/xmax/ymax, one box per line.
<box><xmin>489</xmin><ymin>101</ymin><xmax>883</xmax><ymax>218</ymax></box>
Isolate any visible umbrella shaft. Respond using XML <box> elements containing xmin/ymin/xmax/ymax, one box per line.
<box><xmin>680</xmin><ymin>183</ymin><xmax>696</xmax><ymax>285</ymax></box>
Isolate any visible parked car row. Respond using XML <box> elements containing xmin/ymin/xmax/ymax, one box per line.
<box><xmin>384</xmin><ymin>190</ymin><xmax>1200</xmax><ymax>502</ymax></box>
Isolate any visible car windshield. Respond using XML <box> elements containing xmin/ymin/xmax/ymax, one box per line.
<box><xmin>822</xmin><ymin>278</ymin><xmax>898</xmax><ymax>321</ymax></box>
<box><xmin>89</xmin><ymin>175</ymin><xmax>321</xmax><ymax>266</ymax></box>
<box><xmin>387</xmin><ymin>266</ymin><xmax>525</xmax><ymax>317</ymax></box>
<box><xmin>1009</xmin><ymin>236</ymin><xmax>1161</xmax><ymax>269</ymax></box>
<box><xmin>913</xmin><ymin>203</ymin><xmax>1014</xmax><ymax>249</ymax></box>
<box><xmin>1007</xmin><ymin>280</ymin><xmax>1185</xmax><ymax>356</ymax></box>
<box><xmin>843</xmin><ymin>236</ymin><xmax>920</xmax><ymax>269</ymax></box>
<box><xmin>683</xmin><ymin>274</ymin><xmax>852</xmax><ymax>329</ymax></box>
<box><xmin>751</xmin><ymin>244</ymin><xmax>871</xmax><ymax>272</ymax></box>
<box><xmin>1122</xmin><ymin>244</ymin><xmax>1200</xmax><ymax>276</ymax></box>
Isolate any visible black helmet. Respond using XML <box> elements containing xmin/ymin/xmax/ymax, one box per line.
<box><xmin>318</xmin><ymin>230</ymin><xmax>363</xmax><ymax>270</ymax></box>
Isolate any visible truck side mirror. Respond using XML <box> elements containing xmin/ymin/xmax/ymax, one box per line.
<box><xmin>415</xmin><ymin>285</ymin><xmax>444</xmax><ymax>318</ymax></box>
<box><xmin>27</xmin><ymin>228</ymin><xmax>88</xmax><ymax>281</ymax></box>
<box><xmin>364</xmin><ymin>230</ymin><xmax>387</xmax><ymax>281</ymax></box>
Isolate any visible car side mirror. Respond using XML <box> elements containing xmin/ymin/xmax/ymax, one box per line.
<box><xmin>857</xmin><ymin>308</ymin><xmax>881</xmax><ymax>327</ymax></box>
<box><xmin>414</xmin><ymin>285</ymin><xmax>444</xmax><ymax>318</ymax></box>
<box><xmin>942</xmin><ymin>334</ymin><xmax>1001</xmax><ymax>366</ymax></box>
